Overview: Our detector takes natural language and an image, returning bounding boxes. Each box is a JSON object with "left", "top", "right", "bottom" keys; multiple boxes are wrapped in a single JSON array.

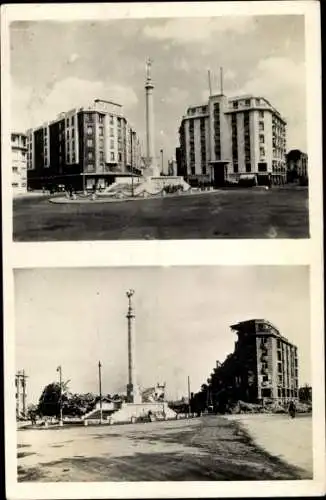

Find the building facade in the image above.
[
  {"left": 178, "top": 94, "right": 287, "bottom": 187},
  {"left": 27, "top": 99, "right": 143, "bottom": 191},
  {"left": 201, "top": 319, "right": 298, "bottom": 408},
  {"left": 286, "top": 149, "right": 308, "bottom": 182},
  {"left": 11, "top": 132, "right": 27, "bottom": 194}
]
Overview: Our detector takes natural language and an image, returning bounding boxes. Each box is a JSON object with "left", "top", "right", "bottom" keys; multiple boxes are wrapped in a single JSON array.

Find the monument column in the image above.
[
  {"left": 145, "top": 58, "right": 155, "bottom": 167},
  {"left": 126, "top": 289, "right": 140, "bottom": 403}
]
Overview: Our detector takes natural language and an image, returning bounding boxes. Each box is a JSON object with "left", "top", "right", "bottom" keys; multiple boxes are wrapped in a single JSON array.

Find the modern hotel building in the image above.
[
  {"left": 178, "top": 94, "right": 287, "bottom": 186},
  {"left": 27, "top": 99, "right": 143, "bottom": 191}
]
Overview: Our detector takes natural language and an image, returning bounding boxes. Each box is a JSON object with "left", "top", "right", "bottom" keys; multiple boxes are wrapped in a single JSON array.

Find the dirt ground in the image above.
[{"left": 17, "top": 415, "right": 312, "bottom": 482}]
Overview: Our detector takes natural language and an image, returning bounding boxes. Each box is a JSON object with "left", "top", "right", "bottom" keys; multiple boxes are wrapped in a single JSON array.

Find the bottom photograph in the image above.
[{"left": 14, "top": 266, "right": 312, "bottom": 482}]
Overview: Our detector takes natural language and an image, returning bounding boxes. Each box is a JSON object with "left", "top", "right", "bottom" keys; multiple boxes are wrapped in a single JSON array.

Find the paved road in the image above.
[
  {"left": 17, "top": 415, "right": 311, "bottom": 482},
  {"left": 13, "top": 188, "right": 309, "bottom": 241}
]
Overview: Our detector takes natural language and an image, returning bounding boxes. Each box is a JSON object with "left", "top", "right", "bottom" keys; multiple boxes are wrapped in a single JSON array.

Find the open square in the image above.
[{"left": 13, "top": 187, "right": 309, "bottom": 241}]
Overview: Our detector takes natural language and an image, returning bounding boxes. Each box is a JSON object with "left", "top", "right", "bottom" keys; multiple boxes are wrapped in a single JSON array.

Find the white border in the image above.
[{"left": 2, "top": 1, "right": 324, "bottom": 499}]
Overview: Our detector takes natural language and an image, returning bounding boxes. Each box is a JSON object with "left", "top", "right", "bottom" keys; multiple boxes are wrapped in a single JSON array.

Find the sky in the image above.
[
  {"left": 10, "top": 15, "right": 306, "bottom": 164},
  {"left": 15, "top": 266, "right": 310, "bottom": 405}
]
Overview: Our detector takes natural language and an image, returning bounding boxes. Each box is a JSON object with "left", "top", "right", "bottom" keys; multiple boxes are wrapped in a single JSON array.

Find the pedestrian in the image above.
[{"left": 288, "top": 400, "right": 296, "bottom": 418}]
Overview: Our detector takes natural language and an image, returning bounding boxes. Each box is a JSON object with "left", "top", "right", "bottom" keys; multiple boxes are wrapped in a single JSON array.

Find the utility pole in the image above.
[
  {"left": 98, "top": 360, "right": 103, "bottom": 423},
  {"left": 187, "top": 376, "right": 191, "bottom": 417},
  {"left": 160, "top": 149, "right": 164, "bottom": 175},
  {"left": 22, "top": 369, "right": 26, "bottom": 417}
]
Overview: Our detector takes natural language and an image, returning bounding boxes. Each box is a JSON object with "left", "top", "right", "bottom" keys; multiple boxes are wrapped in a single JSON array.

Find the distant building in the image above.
[
  {"left": 200, "top": 319, "right": 298, "bottom": 408},
  {"left": 11, "top": 132, "right": 27, "bottom": 194},
  {"left": 16, "top": 370, "right": 27, "bottom": 419},
  {"left": 178, "top": 94, "right": 287, "bottom": 187},
  {"left": 286, "top": 149, "right": 308, "bottom": 182},
  {"left": 27, "top": 99, "right": 143, "bottom": 191}
]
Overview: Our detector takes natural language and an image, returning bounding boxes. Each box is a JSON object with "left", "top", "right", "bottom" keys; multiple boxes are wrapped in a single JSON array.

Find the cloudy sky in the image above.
[
  {"left": 15, "top": 266, "right": 310, "bottom": 405},
  {"left": 10, "top": 15, "right": 306, "bottom": 162}
]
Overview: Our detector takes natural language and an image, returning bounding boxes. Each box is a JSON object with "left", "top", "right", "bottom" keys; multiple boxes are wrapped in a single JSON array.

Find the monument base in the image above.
[{"left": 111, "top": 402, "right": 177, "bottom": 423}]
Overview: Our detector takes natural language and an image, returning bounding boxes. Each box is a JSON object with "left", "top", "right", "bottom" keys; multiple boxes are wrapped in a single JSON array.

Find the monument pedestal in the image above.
[{"left": 110, "top": 402, "right": 176, "bottom": 424}]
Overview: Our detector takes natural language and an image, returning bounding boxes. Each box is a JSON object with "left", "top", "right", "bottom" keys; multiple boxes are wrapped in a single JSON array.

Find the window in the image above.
[
  {"left": 233, "top": 101, "right": 238, "bottom": 109},
  {"left": 67, "top": 130, "right": 70, "bottom": 140},
  {"left": 98, "top": 114, "right": 104, "bottom": 124},
  {"left": 110, "top": 152, "right": 115, "bottom": 161},
  {"left": 233, "top": 163, "right": 238, "bottom": 173},
  {"left": 12, "top": 166, "right": 18, "bottom": 173},
  {"left": 259, "top": 111, "right": 264, "bottom": 118},
  {"left": 88, "top": 152, "right": 93, "bottom": 160},
  {"left": 99, "top": 151, "right": 104, "bottom": 162},
  {"left": 245, "top": 99, "right": 250, "bottom": 106},
  {"left": 258, "top": 162, "right": 267, "bottom": 172},
  {"left": 87, "top": 126, "right": 93, "bottom": 135},
  {"left": 110, "top": 115, "right": 114, "bottom": 125},
  {"left": 110, "top": 139, "right": 114, "bottom": 149},
  {"left": 245, "top": 163, "right": 251, "bottom": 173},
  {"left": 202, "top": 165, "right": 207, "bottom": 175},
  {"left": 72, "top": 128, "right": 75, "bottom": 139},
  {"left": 191, "top": 166, "right": 195, "bottom": 175},
  {"left": 118, "top": 152, "right": 122, "bottom": 162},
  {"left": 71, "top": 116, "right": 75, "bottom": 126},
  {"left": 12, "top": 182, "right": 19, "bottom": 187},
  {"left": 44, "top": 128, "right": 47, "bottom": 136},
  {"left": 110, "top": 128, "right": 114, "bottom": 137},
  {"left": 99, "top": 127, "right": 104, "bottom": 137},
  {"left": 87, "top": 139, "right": 93, "bottom": 147},
  {"left": 87, "top": 163, "right": 94, "bottom": 172},
  {"left": 259, "top": 134, "right": 264, "bottom": 144}
]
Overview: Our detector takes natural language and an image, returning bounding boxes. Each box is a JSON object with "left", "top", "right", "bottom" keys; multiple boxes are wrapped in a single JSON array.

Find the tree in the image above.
[{"left": 38, "top": 380, "right": 70, "bottom": 417}]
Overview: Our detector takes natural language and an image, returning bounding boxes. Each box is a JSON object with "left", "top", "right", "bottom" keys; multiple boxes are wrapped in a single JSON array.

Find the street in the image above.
[
  {"left": 17, "top": 414, "right": 312, "bottom": 482},
  {"left": 13, "top": 187, "right": 309, "bottom": 241}
]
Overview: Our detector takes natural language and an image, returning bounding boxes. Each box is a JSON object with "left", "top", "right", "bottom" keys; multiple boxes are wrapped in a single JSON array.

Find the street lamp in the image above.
[
  {"left": 160, "top": 149, "right": 164, "bottom": 175},
  {"left": 56, "top": 365, "right": 63, "bottom": 426},
  {"left": 98, "top": 360, "right": 103, "bottom": 424}
]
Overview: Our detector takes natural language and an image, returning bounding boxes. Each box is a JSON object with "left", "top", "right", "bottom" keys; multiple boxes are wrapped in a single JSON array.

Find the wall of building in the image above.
[
  {"left": 178, "top": 94, "right": 287, "bottom": 186},
  {"left": 26, "top": 100, "right": 143, "bottom": 190},
  {"left": 11, "top": 133, "right": 27, "bottom": 194}
]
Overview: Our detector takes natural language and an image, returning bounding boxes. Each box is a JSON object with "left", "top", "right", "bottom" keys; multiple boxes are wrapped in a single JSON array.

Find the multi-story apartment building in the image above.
[
  {"left": 11, "top": 132, "right": 27, "bottom": 194},
  {"left": 286, "top": 149, "right": 308, "bottom": 182},
  {"left": 178, "top": 94, "right": 287, "bottom": 187},
  {"left": 200, "top": 319, "right": 298, "bottom": 408},
  {"left": 27, "top": 99, "right": 143, "bottom": 191}
]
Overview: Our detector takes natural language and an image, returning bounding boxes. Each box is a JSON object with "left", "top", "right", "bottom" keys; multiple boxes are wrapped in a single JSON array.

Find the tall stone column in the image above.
[
  {"left": 145, "top": 58, "right": 155, "bottom": 166},
  {"left": 126, "top": 289, "right": 140, "bottom": 403}
]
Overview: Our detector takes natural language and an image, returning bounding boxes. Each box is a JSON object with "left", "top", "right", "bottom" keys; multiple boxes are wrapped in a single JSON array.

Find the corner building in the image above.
[
  {"left": 178, "top": 94, "right": 287, "bottom": 187},
  {"left": 11, "top": 132, "right": 27, "bottom": 194},
  {"left": 27, "top": 99, "right": 143, "bottom": 191},
  {"left": 206, "top": 319, "right": 298, "bottom": 406}
]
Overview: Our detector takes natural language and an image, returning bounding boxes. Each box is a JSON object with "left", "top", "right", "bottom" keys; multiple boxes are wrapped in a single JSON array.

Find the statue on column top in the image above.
[{"left": 146, "top": 58, "right": 153, "bottom": 80}]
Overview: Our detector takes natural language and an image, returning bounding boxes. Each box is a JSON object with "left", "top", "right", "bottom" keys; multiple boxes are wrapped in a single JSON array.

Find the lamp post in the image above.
[
  {"left": 98, "top": 360, "right": 103, "bottom": 424},
  {"left": 56, "top": 365, "right": 63, "bottom": 425},
  {"left": 160, "top": 149, "right": 164, "bottom": 175}
]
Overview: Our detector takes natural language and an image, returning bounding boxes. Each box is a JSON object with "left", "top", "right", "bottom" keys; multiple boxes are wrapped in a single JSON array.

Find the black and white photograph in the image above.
[
  {"left": 8, "top": 9, "right": 312, "bottom": 241},
  {"left": 1, "top": 3, "right": 324, "bottom": 500},
  {"left": 15, "top": 266, "right": 312, "bottom": 482}
]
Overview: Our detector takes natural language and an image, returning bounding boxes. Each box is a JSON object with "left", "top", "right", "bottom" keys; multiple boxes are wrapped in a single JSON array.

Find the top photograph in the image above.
[{"left": 10, "top": 14, "right": 310, "bottom": 241}]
